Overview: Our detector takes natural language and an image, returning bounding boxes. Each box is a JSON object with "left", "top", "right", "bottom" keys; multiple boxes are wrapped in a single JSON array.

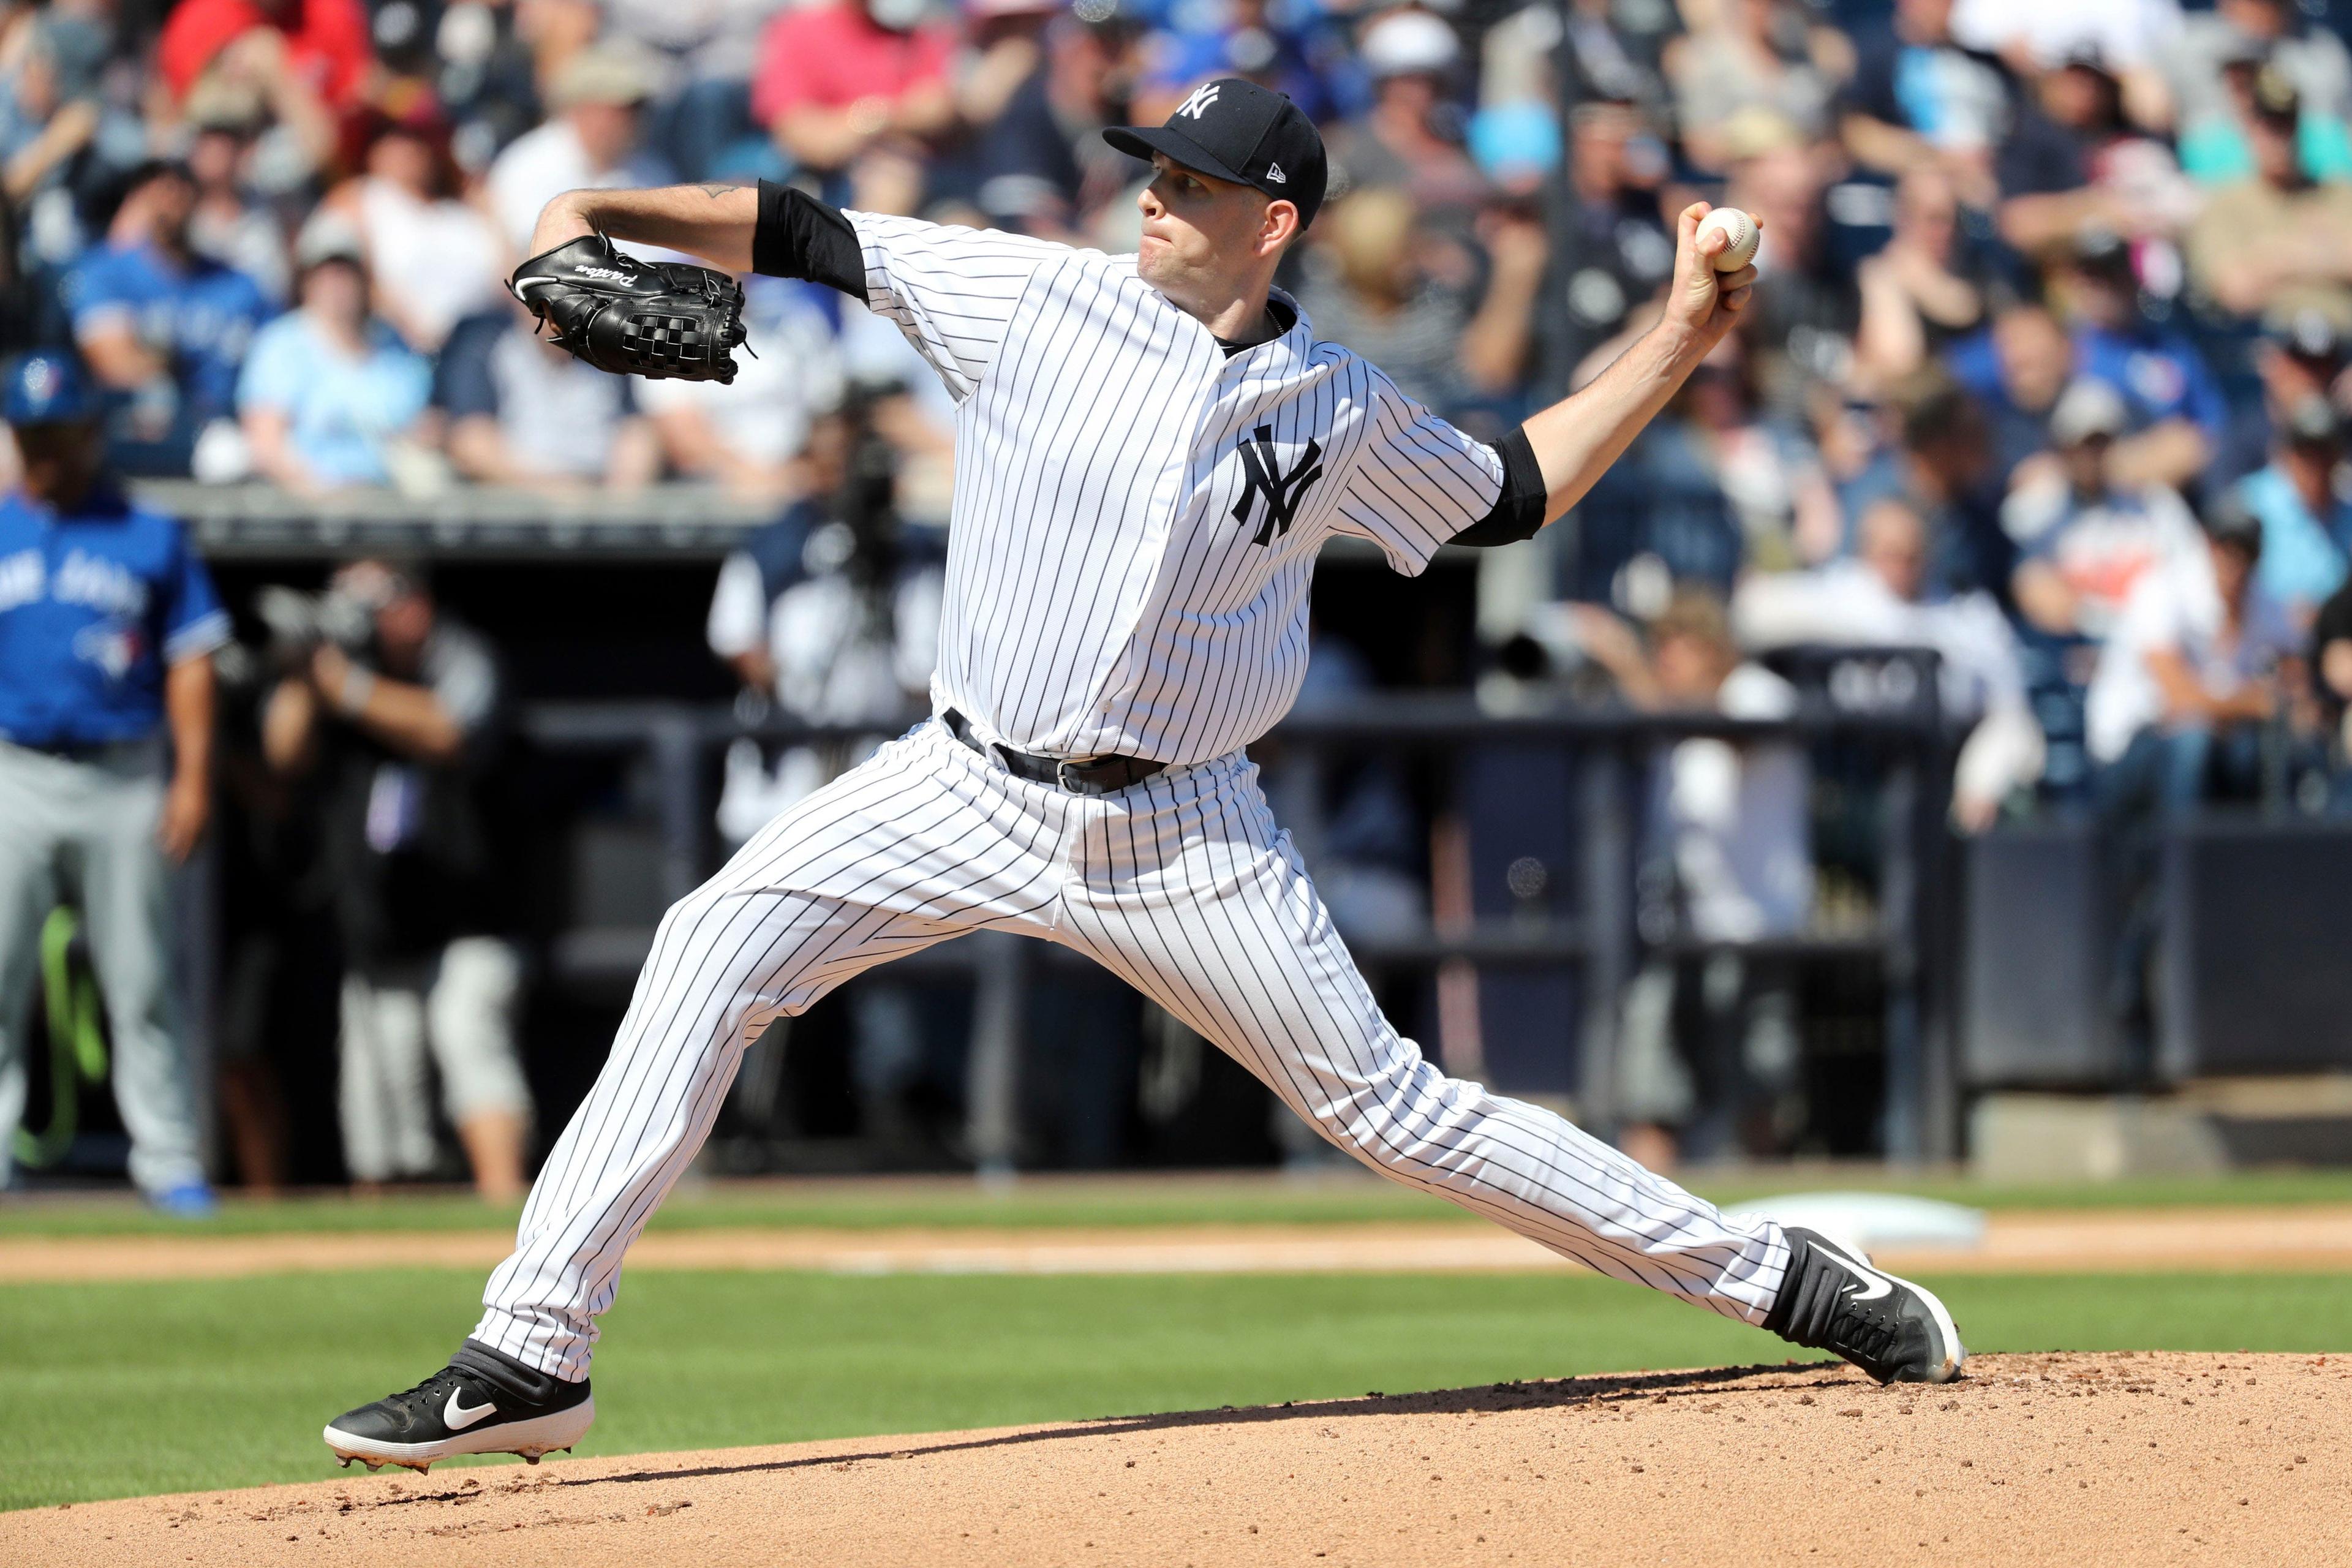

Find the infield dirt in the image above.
[{"left": 7, "top": 1351, "right": 2345, "bottom": 1566}]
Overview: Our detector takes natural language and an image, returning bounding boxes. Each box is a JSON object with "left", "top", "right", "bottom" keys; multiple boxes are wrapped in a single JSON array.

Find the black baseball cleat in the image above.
[
  {"left": 1762, "top": 1226, "right": 1966, "bottom": 1385},
  {"left": 323, "top": 1340, "right": 594, "bottom": 1473}
]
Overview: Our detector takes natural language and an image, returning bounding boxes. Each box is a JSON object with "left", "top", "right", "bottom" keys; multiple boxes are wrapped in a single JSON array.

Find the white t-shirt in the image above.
[
  {"left": 2084, "top": 548, "right": 2302, "bottom": 764},
  {"left": 486, "top": 121, "right": 674, "bottom": 258},
  {"left": 1653, "top": 663, "right": 1814, "bottom": 943},
  {"left": 356, "top": 178, "right": 506, "bottom": 352}
]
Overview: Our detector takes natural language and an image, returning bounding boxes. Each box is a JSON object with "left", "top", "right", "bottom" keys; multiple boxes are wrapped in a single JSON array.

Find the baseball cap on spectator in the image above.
[
  {"left": 552, "top": 43, "right": 657, "bottom": 111},
  {"left": 2, "top": 352, "right": 102, "bottom": 428},
  {"left": 1104, "top": 76, "right": 1329, "bottom": 227},
  {"left": 2204, "top": 493, "right": 2264, "bottom": 557},
  {"left": 295, "top": 210, "right": 368, "bottom": 273},
  {"left": 1360, "top": 10, "right": 1458, "bottom": 80},
  {"left": 184, "top": 73, "right": 270, "bottom": 133},
  {"left": 2264, "top": 306, "right": 2350, "bottom": 365},
  {"left": 2252, "top": 62, "right": 2301, "bottom": 124},
  {"left": 2049, "top": 379, "right": 2128, "bottom": 447},
  {"left": 2282, "top": 394, "right": 2342, "bottom": 448}
]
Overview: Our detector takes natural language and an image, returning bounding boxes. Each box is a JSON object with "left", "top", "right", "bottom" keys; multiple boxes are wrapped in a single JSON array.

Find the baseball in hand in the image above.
[{"left": 1696, "top": 207, "right": 1759, "bottom": 272}]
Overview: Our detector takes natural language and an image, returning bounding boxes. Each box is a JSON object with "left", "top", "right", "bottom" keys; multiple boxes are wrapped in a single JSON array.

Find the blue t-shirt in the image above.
[
  {"left": 236, "top": 312, "right": 432, "bottom": 486},
  {"left": 62, "top": 242, "right": 272, "bottom": 425},
  {"left": 2071, "top": 324, "right": 2226, "bottom": 441},
  {"left": 0, "top": 489, "right": 230, "bottom": 747},
  {"left": 2238, "top": 463, "right": 2352, "bottom": 613}
]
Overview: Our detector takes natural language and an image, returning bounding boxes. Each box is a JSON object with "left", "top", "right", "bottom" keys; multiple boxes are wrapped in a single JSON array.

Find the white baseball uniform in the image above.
[{"left": 473, "top": 214, "right": 1790, "bottom": 1378}]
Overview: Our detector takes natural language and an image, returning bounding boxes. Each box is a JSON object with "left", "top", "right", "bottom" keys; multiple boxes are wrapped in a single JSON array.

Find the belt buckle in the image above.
[{"left": 1055, "top": 758, "right": 1093, "bottom": 791}]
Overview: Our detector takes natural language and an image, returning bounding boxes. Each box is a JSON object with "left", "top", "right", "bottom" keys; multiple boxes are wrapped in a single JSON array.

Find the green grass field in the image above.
[
  {"left": 5, "top": 1265, "right": 2350, "bottom": 1513},
  {"left": 2, "top": 1166, "right": 2348, "bottom": 1240}
]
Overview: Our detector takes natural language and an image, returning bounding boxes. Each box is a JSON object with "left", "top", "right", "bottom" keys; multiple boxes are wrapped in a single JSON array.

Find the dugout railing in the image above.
[{"left": 521, "top": 658, "right": 1959, "bottom": 1168}]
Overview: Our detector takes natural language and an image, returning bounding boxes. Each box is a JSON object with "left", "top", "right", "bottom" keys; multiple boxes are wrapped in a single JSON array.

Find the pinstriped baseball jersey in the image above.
[{"left": 847, "top": 211, "right": 1504, "bottom": 765}]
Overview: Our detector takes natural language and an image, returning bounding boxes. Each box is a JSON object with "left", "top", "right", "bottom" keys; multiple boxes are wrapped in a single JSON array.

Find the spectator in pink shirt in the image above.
[{"left": 752, "top": 0, "right": 957, "bottom": 176}]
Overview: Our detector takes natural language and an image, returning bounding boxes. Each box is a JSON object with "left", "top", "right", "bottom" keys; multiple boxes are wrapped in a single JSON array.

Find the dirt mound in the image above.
[{"left": 8, "top": 1352, "right": 2345, "bottom": 1566}]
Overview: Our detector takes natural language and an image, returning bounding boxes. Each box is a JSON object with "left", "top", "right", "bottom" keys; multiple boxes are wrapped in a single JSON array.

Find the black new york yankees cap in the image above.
[{"left": 1104, "top": 77, "right": 1329, "bottom": 228}]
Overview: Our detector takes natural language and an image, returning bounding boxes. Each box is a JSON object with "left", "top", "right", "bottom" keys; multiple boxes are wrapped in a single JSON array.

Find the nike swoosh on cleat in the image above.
[
  {"left": 1812, "top": 1239, "right": 1893, "bottom": 1302},
  {"left": 445, "top": 1390, "right": 499, "bottom": 1430}
]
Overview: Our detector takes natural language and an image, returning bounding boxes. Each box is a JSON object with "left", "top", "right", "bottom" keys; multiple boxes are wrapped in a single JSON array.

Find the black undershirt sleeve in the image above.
[
  {"left": 1449, "top": 425, "right": 1549, "bottom": 547},
  {"left": 752, "top": 180, "right": 865, "bottom": 298}
]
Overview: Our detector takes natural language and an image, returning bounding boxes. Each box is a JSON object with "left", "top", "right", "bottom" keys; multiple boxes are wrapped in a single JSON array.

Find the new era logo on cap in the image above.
[{"left": 1104, "top": 77, "right": 1329, "bottom": 227}]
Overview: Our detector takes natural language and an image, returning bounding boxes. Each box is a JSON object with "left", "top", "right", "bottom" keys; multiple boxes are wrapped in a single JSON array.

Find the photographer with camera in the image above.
[{"left": 260, "top": 559, "right": 531, "bottom": 1200}]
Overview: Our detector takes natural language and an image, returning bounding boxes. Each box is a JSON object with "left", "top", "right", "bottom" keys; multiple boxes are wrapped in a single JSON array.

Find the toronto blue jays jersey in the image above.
[{"left": 0, "top": 488, "right": 230, "bottom": 747}]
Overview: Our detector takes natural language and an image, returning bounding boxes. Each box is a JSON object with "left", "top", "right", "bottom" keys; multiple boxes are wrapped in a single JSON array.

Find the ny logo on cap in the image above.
[
  {"left": 1232, "top": 426, "right": 1324, "bottom": 548},
  {"left": 1177, "top": 83, "right": 1222, "bottom": 119}
]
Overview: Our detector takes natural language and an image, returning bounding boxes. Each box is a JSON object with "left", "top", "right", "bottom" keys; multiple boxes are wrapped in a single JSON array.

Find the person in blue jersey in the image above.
[
  {"left": 0, "top": 351, "right": 228, "bottom": 1213},
  {"left": 63, "top": 160, "right": 272, "bottom": 477}
]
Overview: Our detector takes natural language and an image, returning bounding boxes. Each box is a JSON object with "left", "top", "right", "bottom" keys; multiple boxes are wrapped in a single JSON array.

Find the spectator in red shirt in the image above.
[
  {"left": 750, "top": 0, "right": 957, "bottom": 176},
  {"left": 158, "top": 0, "right": 373, "bottom": 111}
]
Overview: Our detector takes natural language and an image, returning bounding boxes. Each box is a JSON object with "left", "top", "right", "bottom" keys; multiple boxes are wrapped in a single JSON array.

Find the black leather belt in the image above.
[
  {"left": 943, "top": 709, "right": 1167, "bottom": 797},
  {"left": 7, "top": 735, "right": 126, "bottom": 763}
]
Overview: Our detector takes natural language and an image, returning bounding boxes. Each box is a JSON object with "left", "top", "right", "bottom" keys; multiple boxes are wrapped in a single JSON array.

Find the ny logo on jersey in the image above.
[
  {"left": 1231, "top": 425, "right": 1325, "bottom": 547},
  {"left": 1177, "top": 83, "right": 1221, "bottom": 120}
]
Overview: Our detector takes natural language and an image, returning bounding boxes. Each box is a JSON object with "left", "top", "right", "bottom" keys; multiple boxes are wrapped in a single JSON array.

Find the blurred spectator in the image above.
[
  {"left": 1679, "top": 331, "right": 1841, "bottom": 572},
  {"left": 1838, "top": 371, "right": 2012, "bottom": 601},
  {"left": 1951, "top": 0, "right": 2179, "bottom": 108},
  {"left": 1667, "top": 0, "right": 1849, "bottom": 175},
  {"left": 1736, "top": 496, "right": 2045, "bottom": 829},
  {"left": 1944, "top": 300, "right": 2073, "bottom": 483},
  {"left": 488, "top": 43, "right": 673, "bottom": 257},
  {"left": 2005, "top": 378, "right": 2200, "bottom": 640},
  {"left": 1, "top": 12, "right": 108, "bottom": 241},
  {"left": 434, "top": 300, "right": 661, "bottom": 491},
  {"left": 1295, "top": 186, "right": 1545, "bottom": 418},
  {"left": 2049, "top": 229, "right": 2222, "bottom": 491},
  {"left": 155, "top": 0, "right": 362, "bottom": 172},
  {"left": 1532, "top": 97, "right": 1673, "bottom": 394},
  {"left": 1996, "top": 51, "right": 2198, "bottom": 260},
  {"left": 2086, "top": 501, "right": 2301, "bottom": 803},
  {"left": 708, "top": 402, "right": 941, "bottom": 840},
  {"left": 2231, "top": 394, "right": 2352, "bottom": 625},
  {"left": 1336, "top": 8, "right": 1487, "bottom": 227},
  {"left": 326, "top": 105, "right": 507, "bottom": 353},
  {"left": 183, "top": 91, "right": 292, "bottom": 304},
  {"left": 1725, "top": 138, "right": 1857, "bottom": 420},
  {"left": 2215, "top": 306, "right": 2352, "bottom": 486},
  {"left": 0, "top": 350, "right": 225, "bottom": 1213},
  {"left": 973, "top": 11, "right": 1139, "bottom": 239},
  {"left": 1839, "top": 0, "right": 2013, "bottom": 207},
  {"left": 750, "top": 0, "right": 956, "bottom": 180},
  {"left": 261, "top": 559, "right": 530, "bottom": 1199},
  {"left": 235, "top": 214, "right": 432, "bottom": 494},
  {"left": 1137, "top": 0, "right": 1335, "bottom": 126},
  {"left": 1570, "top": 592, "right": 1810, "bottom": 1167},
  {"left": 2185, "top": 64, "right": 2352, "bottom": 326},
  {"left": 2164, "top": 0, "right": 2352, "bottom": 184},
  {"left": 1853, "top": 165, "right": 1992, "bottom": 390},
  {"left": 64, "top": 159, "right": 272, "bottom": 477},
  {"left": 603, "top": 0, "right": 780, "bottom": 181},
  {"left": 638, "top": 274, "right": 850, "bottom": 497},
  {"left": 2311, "top": 573, "right": 2352, "bottom": 786}
]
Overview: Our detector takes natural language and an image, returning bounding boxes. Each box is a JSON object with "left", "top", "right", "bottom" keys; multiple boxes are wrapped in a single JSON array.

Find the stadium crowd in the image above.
[
  {"left": 4, "top": 0, "right": 2351, "bottom": 810},
  {"left": 10, "top": 0, "right": 2352, "bottom": 1193}
]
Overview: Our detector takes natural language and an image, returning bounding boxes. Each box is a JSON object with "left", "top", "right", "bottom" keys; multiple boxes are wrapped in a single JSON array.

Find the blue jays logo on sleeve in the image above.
[{"left": 1231, "top": 425, "right": 1324, "bottom": 548}]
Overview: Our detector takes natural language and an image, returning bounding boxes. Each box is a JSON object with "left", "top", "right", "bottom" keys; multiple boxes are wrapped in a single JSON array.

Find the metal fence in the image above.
[{"left": 522, "top": 663, "right": 1959, "bottom": 1167}]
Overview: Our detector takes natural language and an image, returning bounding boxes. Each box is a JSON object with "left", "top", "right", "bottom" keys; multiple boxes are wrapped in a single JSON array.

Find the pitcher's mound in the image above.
[{"left": 9, "top": 1352, "right": 2345, "bottom": 1566}]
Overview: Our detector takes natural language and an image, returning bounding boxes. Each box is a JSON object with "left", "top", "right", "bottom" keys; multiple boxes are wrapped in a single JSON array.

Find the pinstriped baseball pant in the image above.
[{"left": 473, "top": 718, "right": 1790, "bottom": 1379}]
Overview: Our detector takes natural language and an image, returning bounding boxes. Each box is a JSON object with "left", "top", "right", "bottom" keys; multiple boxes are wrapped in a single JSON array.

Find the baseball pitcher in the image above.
[{"left": 325, "top": 78, "right": 1963, "bottom": 1472}]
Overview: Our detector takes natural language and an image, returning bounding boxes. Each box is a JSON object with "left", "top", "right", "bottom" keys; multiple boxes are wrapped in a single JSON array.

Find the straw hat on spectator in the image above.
[{"left": 551, "top": 43, "right": 658, "bottom": 111}]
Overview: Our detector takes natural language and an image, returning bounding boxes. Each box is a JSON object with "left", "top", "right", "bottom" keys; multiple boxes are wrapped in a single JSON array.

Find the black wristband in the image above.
[
  {"left": 752, "top": 180, "right": 865, "bottom": 297},
  {"left": 1450, "top": 426, "right": 1549, "bottom": 547}
]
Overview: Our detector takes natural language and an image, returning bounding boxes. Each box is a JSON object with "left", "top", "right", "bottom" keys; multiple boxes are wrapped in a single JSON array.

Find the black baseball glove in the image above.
[{"left": 508, "top": 234, "right": 748, "bottom": 383}]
